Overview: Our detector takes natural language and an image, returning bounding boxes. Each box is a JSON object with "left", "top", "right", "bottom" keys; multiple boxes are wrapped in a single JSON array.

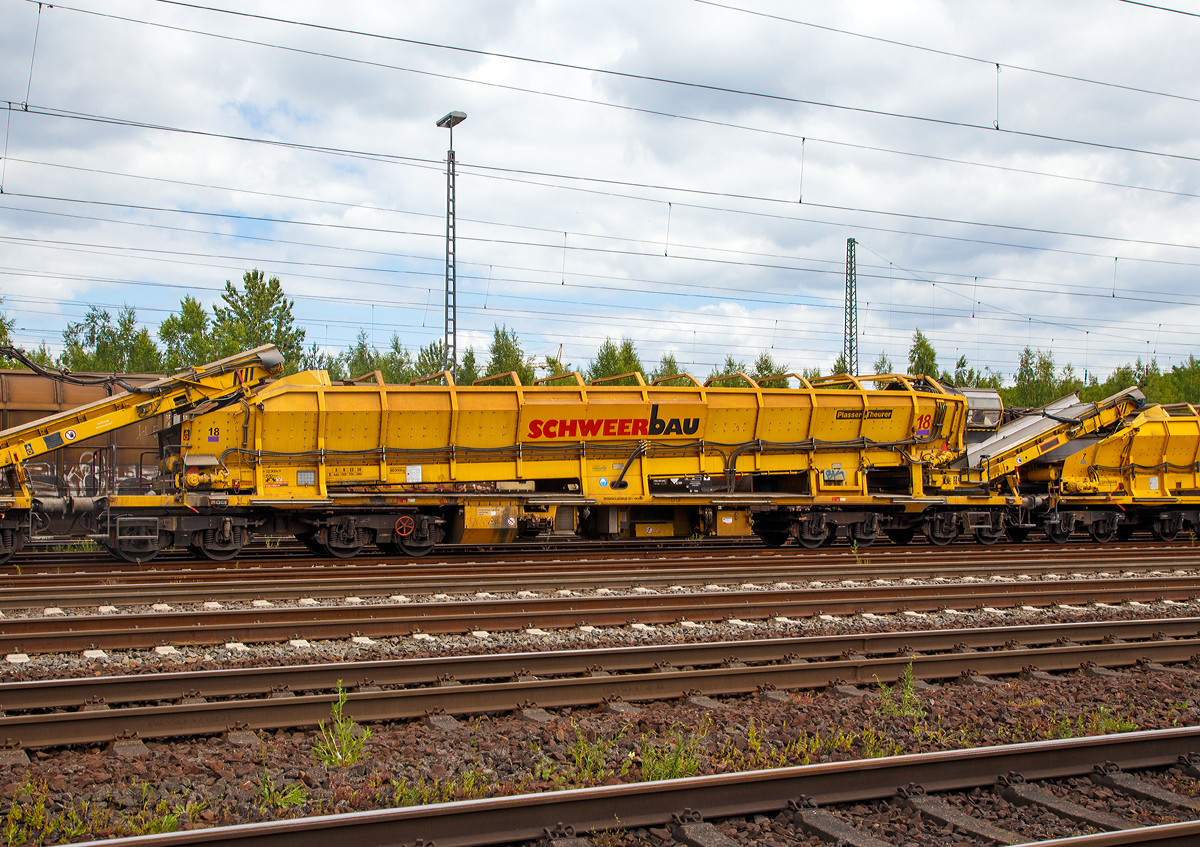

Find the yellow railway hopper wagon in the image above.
[
  {"left": 1055, "top": 402, "right": 1200, "bottom": 542},
  {"left": 0, "top": 345, "right": 286, "bottom": 564},
  {"left": 171, "top": 368, "right": 972, "bottom": 555},
  {"left": 926, "top": 387, "right": 1146, "bottom": 545},
  {"left": 5, "top": 341, "right": 1144, "bottom": 562}
]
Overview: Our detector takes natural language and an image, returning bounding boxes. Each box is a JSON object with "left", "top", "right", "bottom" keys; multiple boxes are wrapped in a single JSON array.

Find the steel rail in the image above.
[
  {"left": 1032, "top": 823, "right": 1200, "bottom": 846},
  {"left": 4, "top": 616, "right": 1199, "bottom": 712},
  {"left": 7, "top": 540, "right": 1198, "bottom": 584},
  {"left": 4, "top": 577, "right": 1200, "bottom": 653},
  {"left": 59, "top": 727, "right": 1200, "bottom": 847},
  {"left": 3, "top": 631, "right": 1199, "bottom": 749},
  {"left": 4, "top": 558, "right": 1200, "bottom": 609}
]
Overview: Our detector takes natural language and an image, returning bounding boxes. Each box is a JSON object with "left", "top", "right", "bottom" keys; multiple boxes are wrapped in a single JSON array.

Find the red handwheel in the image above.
[{"left": 395, "top": 515, "right": 416, "bottom": 537}]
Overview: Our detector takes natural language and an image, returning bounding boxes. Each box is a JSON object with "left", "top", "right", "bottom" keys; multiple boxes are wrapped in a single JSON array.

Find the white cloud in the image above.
[{"left": 2, "top": 0, "right": 1200, "bottom": 381}]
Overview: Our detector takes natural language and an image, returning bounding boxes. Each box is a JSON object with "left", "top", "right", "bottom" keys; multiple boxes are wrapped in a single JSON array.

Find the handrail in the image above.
[
  {"left": 589, "top": 372, "right": 647, "bottom": 386},
  {"left": 703, "top": 373, "right": 759, "bottom": 388},
  {"left": 533, "top": 371, "right": 586, "bottom": 386},
  {"left": 345, "top": 370, "right": 385, "bottom": 386},
  {"left": 649, "top": 373, "right": 703, "bottom": 388},
  {"left": 472, "top": 372, "right": 522, "bottom": 387},
  {"left": 410, "top": 371, "right": 456, "bottom": 387}
]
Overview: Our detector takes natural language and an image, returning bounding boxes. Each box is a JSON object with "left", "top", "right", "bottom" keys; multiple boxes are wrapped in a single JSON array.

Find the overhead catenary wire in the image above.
[
  {"left": 3, "top": 2, "right": 1195, "bottom": 382},
  {"left": 18, "top": 0, "right": 1200, "bottom": 183},
  {"left": 697, "top": 0, "right": 1200, "bottom": 105},
  {"left": 120, "top": 0, "right": 1200, "bottom": 167}
]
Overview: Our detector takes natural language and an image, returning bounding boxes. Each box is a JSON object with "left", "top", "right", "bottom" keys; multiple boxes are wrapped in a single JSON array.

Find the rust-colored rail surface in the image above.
[
  {"left": 3, "top": 616, "right": 1197, "bottom": 711},
  {"left": 3, "top": 617, "right": 1199, "bottom": 749},
  {"left": 55, "top": 727, "right": 1200, "bottom": 846},
  {"left": 3, "top": 575, "right": 1200, "bottom": 653}
]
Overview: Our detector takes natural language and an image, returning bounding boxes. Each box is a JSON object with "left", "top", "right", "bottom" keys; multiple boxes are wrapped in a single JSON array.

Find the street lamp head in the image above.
[{"left": 437, "top": 111, "right": 467, "bottom": 129}]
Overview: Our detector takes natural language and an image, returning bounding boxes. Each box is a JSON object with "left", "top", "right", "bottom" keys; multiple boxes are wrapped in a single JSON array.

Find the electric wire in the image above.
[
  {"left": 23, "top": 3, "right": 1200, "bottom": 205},
  {"left": 697, "top": 0, "right": 1200, "bottom": 105}
]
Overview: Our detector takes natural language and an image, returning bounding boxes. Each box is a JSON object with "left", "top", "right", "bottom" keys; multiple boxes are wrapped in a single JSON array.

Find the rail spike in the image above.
[
  {"left": 671, "top": 808, "right": 703, "bottom": 824},
  {"left": 1094, "top": 761, "right": 1121, "bottom": 776},
  {"left": 896, "top": 783, "right": 926, "bottom": 798},
  {"left": 787, "top": 796, "right": 819, "bottom": 810},
  {"left": 997, "top": 772, "right": 1026, "bottom": 786}
]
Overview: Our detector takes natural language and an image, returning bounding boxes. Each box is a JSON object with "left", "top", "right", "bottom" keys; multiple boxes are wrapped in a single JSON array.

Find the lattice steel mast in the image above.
[
  {"left": 844, "top": 237, "right": 858, "bottom": 375},
  {"left": 437, "top": 111, "right": 467, "bottom": 375}
]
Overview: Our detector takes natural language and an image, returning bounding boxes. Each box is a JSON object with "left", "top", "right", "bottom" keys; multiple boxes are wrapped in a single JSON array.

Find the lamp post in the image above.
[{"left": 437, "top": 111, "right": 467, "bottom": 375}]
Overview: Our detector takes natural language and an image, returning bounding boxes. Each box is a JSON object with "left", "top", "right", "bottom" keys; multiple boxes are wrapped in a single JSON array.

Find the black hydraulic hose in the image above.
[
  {"left": 0, "top": 346, "right": 161, "bottom": 394},
  {"left": 608, "top": 443, "right": 648, "bottom": 490}
]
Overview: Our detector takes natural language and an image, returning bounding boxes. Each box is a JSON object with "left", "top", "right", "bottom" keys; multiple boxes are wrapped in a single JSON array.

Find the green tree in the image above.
[
  {"left": 1163, "top": 356, "right": 1200, "bottom": 404},
  {"left": 211, "top": 269, "right": 305, "bottom": 372},
  {"left": 947, "top": 354, "right": 1004, "bottom": 389},
  {"left": 907, "top": 330, "right": 937, "bottom": 377},
  {"left": 650, "top": 351, "right": 694, "bottom": 386},
  {"left": 414, "top": 339, "right": 446, "bottom": 379},
  {"left": 61, "top": 305, "right": 162, "bottom": 373},
  {"left": 831, "top": 352, "right": 850, "bottom": 375},
  {"left": 542, "top": 348, "right": 572, "bottom": 377},
  {"left": 872, "top": 350, "right": 893, "bottom": 375},
  {"left": 457, "top": 347, "right": 480, "bottom": 385},
  {"left": 708, "top": 354, "right": 751, "bottom": 386},
  {"left": 752, "top": 351, "right": 788, "bottom": 387},
  {"left": 0, "top": 300, "right": 18, "bottom": 368},
  {"left": 343, "top": 330, "right": 382, "bottom": 379},
  {"left": 587, "top": 336, "right": 644, "bottom": 385},
  {"left": 1003, "top": 346, "right": 1080, "bottom": 408},
  {"left": 298, "top": 342, "right": 346, "bottom": 380},
  {"left": 484, "top": 325, "right": 535, "bottom": 385},
  {"left": 158, "top": 295, "right": 214, "bottom": 371},
  {"left": 651, "top": 351, "right": 679, "bottom": 381},
  {"left": 24, "top": 343, "right": 56, "bottom": 368},
  {"left": 380, "top": 335, "right": 417, "bottom": 384}
]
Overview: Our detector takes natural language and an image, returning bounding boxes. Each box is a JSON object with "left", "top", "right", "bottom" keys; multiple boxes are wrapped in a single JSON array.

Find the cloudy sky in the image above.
[{"left": 3, "top": 0, "right": 1200, "bottom": 383}]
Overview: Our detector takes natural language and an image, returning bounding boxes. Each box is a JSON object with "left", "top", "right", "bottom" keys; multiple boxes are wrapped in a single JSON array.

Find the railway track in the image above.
[
  {"left": 3, "top": 616, "right": 1199, "bottom": 750},
  {"left": 43, "top": 727, "right": 1200, "bottom": 846},
  {"left": 3, "top": 546, "right": 1200, "bottom": 613},
  {"left": 9, "top": 538, "right": 1199, "bottom": 578},
  {"left": 3, "top": 574, "right": 1200, "bottom": 654}
]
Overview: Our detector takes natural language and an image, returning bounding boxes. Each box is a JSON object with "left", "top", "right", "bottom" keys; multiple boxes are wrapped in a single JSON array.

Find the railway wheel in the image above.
[
  {"left": 399, "top": 537, "right": 436, "bottom": 557},
  {"left": 297, "top": 532, "right": 329, "bottom": 556},
  {"left": 849, "top": 524, "right": 879, "bottom": 548},
  {"left": 322, "top": 519, "right": 368, "bottom": 559},
  {"left": 884, "top": 528, "right": 914, "bottom": 546},
  {"left": 1042, "top": 523, "right": 1073, "bottom": 545},
  {"left": 191, "top": 524, "right": 247, "bottom": 561},
  {"left": 1005, "top": 526, "right": 1030, "bottom": 543},
  {"left": 924, "top": 516, "right": 959, "bottom": 547},
  {"left": 104, "top": 537, "right": 161, "bottom": 564},
  {"left": 0, "top": 528, "right": 27, "bottom": 566},
  {"left": 758, "top": 531, "right": 790, "bottom": 548},
  {"left": 973, "top": 527, "right": 1003, "bottom": 545},
  {"left": 796, "top": 528, "right": 829, "bottom": 549},
  {"left": 324, "top": 539, "right": 364, "bottom": 559},
  {"left": 924, "top": 525, "right": 958, "bottom": 546},
  {"left": 1088, "top": 524, "right": 1114, "bottom": 543},
  {"left": 1151, "top": 523, "right": 1179, "bottom": 543},
  {"left": 103, "top": 526, "right": 170, "bottom": 564}
]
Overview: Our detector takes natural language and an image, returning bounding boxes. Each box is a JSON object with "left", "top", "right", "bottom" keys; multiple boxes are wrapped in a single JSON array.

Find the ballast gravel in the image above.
[{"left": 2, "top": 643, "right": 1200, "bottom": 844}]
